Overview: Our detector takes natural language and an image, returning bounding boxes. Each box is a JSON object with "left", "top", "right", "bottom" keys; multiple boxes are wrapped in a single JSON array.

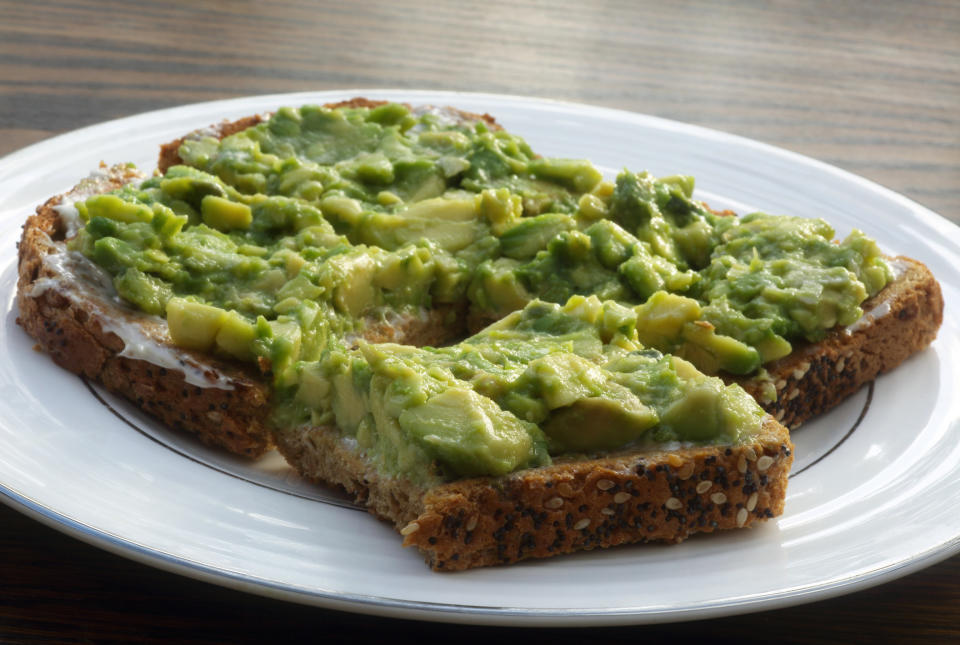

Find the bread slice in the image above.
[
  {"left": 15, "top": 162, "right": 466, "bottom": 457},
  {"left": 16, "top": 99, "right": 496, "bottom": 459},
  {"left": 275, "top": 416, "right": 792, "bottom": 570},
  {"left": 156, "top": 97, "right": 502, "bottom": 175},
  {"left": 730, "top": 257, "right": 943, "bottom": 429},
  {"left": 16, "top": 164, "right": 276, "bottom": 457}
]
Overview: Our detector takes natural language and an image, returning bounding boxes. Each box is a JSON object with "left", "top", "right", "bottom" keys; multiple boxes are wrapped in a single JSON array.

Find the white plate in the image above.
[{"left": 1, "top": 90, "right": 959, "bottom": 627}]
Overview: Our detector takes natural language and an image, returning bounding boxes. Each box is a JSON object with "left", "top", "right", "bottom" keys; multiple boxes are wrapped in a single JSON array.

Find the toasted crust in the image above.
[
  {"left": 275, "top": 417, "right": 792, "bottom": 571},
  {"left": 731, "top": 257, "right": 943, "bottom": 429}
]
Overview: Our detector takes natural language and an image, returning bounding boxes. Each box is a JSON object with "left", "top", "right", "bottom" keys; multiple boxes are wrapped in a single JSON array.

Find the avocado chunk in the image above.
[
  {"left": 167, "top": 297, "right": 225, "bottom": 351},
  {"left": 528, "top": 158, "right": 603, "bottom": 193},
  {"left": 517, "top": 352, "right": 608, "bottom": 410},
  {"left": 201, "top": 195, "right": 252, "bottom": 231},
  {"left": 328, "top": 253, "right": 378, "bottom": 317},
  {"left": 659, "top": 380, "right": 763, "bottom": 443},
  {"left": 499, "top": 213, "right": 577, "bottom": 260},
  {"left": 113, "top": 268, "right": 173, "bottom": 317},
  {"left": 80, "top": 194, "right": 154, "bottom": 224},
  {"left": 398, "top": 387, "right": 548, "bottom": 477},
  {"left": 359, "top": 197, "right": 482, "bottom": 252},
  {"left": 542, "top": 386, "right": 658, "bottom": 453},
  {"left": 634, "top": 291, "right": 760, "bottom": 375},
  {"left": 214, "top": 310, "right": 257, "bottom": 360},
  {"left": 468, "top": 258, "right": 532, "bottom": 318},
  {"left": 659, "top": 381, "right": 728, "bottom": 442}
]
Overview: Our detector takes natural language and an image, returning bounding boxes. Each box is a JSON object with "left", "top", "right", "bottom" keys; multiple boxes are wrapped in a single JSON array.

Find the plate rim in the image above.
[{"left": 5, "top": 481, "right": 960, "bottom": 626}]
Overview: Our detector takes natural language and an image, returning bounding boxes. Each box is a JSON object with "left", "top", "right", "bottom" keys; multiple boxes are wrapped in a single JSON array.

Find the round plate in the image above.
[{"left": 1, "top": 90, "right": 958, "bottom": 626}]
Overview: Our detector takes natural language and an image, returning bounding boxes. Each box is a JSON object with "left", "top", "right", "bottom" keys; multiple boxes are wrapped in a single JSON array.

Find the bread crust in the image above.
[
  {"left": 731, "top": 257, "right": 943, "bottom": 429},
  {"left": 275, "top": 417, "right": 792, "bottom": 571}
]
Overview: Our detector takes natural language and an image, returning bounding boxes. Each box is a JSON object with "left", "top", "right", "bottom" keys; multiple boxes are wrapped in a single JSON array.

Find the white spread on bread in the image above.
[
  {"left": 30, "top": 234, "right": 235, "bottom": 390},
  {"left": 844, "top": 258, "right": 909, "bottom": 335}
]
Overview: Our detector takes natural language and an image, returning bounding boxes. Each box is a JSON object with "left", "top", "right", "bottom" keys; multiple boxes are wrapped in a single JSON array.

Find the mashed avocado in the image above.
[
  {"left": 297, "top": 297, "right": 764, "bottom": 483},
  {"left": 67, "top": 101, "right": 890, "bottom": 480}
]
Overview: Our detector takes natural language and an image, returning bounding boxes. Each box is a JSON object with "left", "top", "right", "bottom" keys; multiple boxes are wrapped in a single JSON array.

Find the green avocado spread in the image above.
[{"left": 67, "top": 102, "right": 890, "bottom": 481}]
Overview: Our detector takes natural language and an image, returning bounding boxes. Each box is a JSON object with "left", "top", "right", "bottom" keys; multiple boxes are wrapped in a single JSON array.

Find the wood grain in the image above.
[
  {"left": 1, "top": 0, "right": 959, "bottom": 641},
  {"left": 2, "top": 0, "right": 958, "bottom": 221}
]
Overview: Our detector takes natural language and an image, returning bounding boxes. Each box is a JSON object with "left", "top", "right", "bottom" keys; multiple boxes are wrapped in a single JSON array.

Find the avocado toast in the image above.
[{"left": 16, "top": 99, "right": 940, "bottom": 569}]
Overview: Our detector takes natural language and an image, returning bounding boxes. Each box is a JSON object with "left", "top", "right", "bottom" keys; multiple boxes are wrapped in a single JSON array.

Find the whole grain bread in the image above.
[
  {"left": 16, "top": 99, "right": 493, "bottom": 459},
  {"left": 15, "top": 163, "right": 464, "bottom": 457},
  {"left": 275, "top": 417, "right": 792, "bottom": 570},
  {"left": 16, "top": 164, "right": 276, "bottom": 457},
  {"left": 732, "top": 257, "right": 943, "bottom": 430}
]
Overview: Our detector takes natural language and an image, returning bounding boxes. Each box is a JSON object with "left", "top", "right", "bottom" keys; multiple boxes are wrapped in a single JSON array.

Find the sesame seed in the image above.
[
  {"left": 466, "top": 516, "right": 478, "bottom": 532},
  {"left": 544, "top": 496, "right": 564, "bottom": 510},
  {"left": 710, "top": 492, "right": 727, "bottom": 505},
  {"left": 596, "top": 479, "right": 615, "bottom": 491},
  {"left": 601, "top": 508, "right": 615, "bottom": 516},
  {"left": 677, "top": 462, "right": 695, "bottom": 480},
  {"left": 775, "top": 379, "right": 787, "bottom": 390},
  {"left": 400, "top": 522, "right": 420, "bottom": 536},
  {"left": 787, "top": 389, "right": 800, "bottom": 400},
  {"left": 573, "top": 518, "right": 591, "bottom": 530},
  {"left": 696, "top": 481, "right": 712, "bottom": 494},
  {"left": 557, "top": 482, "right": 574, "bottom": 497},
  {"left": 737, "top": 455, "right": 747, "bottom": 474},
  {"left": 613, "top": 492, "right": 631, "bottom": 504},
  {"left": 746, "top": 492, "right": 759, "bottom": 512},
  {"left": 743, "top": 446, "right": 757, "bottom": 462},
  {"left": 736, "top": 508, "right": 749, "bottom": 527},
  {"left": 836, "top": 357, "right": 846, "bottom": 373},
  {"left": 757, "top": 456, "right": 775, "bottom": 472},
  {"left": 775, "top": 409, "right": 785, "bottom": 421},
  {"left": 666, "top": 454, "right": 684, "bottom": 468},
  {"left": 665, "top": 497, "right": 682, "bottom": 510}
]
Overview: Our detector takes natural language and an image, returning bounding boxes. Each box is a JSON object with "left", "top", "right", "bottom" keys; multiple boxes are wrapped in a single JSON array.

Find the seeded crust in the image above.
[
  {"left": 274, "top": 417, "right": 792, "bottom": 571},
  {"left": 730, "top": 257, "right": 943, "bottom": 430}
]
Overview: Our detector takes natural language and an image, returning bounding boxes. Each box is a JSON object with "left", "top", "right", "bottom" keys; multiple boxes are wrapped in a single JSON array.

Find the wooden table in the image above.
[{"left": 2, "top": 1, "right": 958, "bottom": 641}]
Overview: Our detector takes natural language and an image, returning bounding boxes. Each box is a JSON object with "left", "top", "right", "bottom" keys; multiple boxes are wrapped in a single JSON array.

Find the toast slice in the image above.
[
  {"left": 732, "top": 257, "right": 942, "bottom": 429},
  {"left": 16, "top": 164, "right": 276, "bottom": 457},
  {"left": 17, "top": 99, "right": 494, "bottom": 459},
  {"left": 15, "top": 163, "right": 466, "bottom": 457},
  {"left": 276, "top": 415, "right": 791, "bottom": 571}
]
